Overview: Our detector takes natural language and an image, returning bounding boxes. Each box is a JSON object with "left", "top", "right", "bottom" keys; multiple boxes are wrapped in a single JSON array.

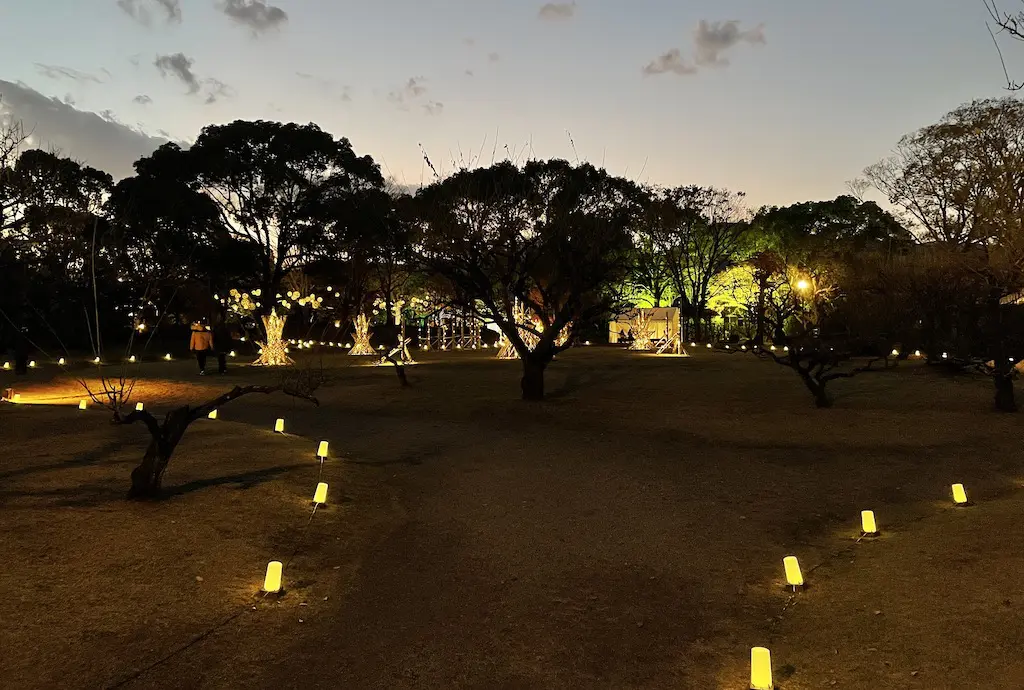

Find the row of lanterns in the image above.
[{"left": 749, "top": 483, "right": 972, "bottom": 688}]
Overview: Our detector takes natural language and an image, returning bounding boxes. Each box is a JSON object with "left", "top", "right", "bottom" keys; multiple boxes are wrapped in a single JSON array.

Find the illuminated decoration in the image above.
[
  {"left": 93, "top": 357, "right": 101, "bottom": 364},
  {"left": 783, "top": 346, "right": 789, "bottom": 352},
  {"left": 316, "top": 440, "right": 329, "bottom": 459},
  {"left": 861, "top": 510, "right": 878, "bottom": 536},
  {"left": 135, "top": 402, "right": 144, "bottom": 411},
  {"left": 795, "top": 279, "right": 810, "bottom": 291},
  {"left": 891, "top": 349, "right": 899, "bottom": 357},
  {"left": 164, "top": 353, "right": 172, "bottom": 361},
  {"left": 79, "top": 400, "right": 88, "bottom": 410},
  {"left": 690, "top": 342, "right": 697, "bottom": 347},
  {"left": 208, "top": 409, "right": 218, "bottom": 420},
  {"left": 706, "top": 343, "right": 712, "bottom": 349},
  {"left": 128, "top": 355, "right": 136, "bottom": 363},
  {"left": 274, "top": 418, "right": 285, "bottom": 433},
  {"left": 942, "top": 352, "right": 948, "bottom": 359},
  {"left": 334, "top": 320, "right": 341, "bottom": 328},
  {"left": 2, "top": 362, "right": 8, "bottom": 370},
  {"left": 783, "top": 556, "right": 804, "bottom": 590},
  {"left": 253, "top": 308, "right": 294, "bottom": 367},
  {"left": 28, "top": 360, "right": 36, "bottom": 368},
  {"left": 952, "top": 483, "right": 969, "bottom": 505},
  {"left": 628, "top": 310, "right": 654, "bottom": 351},
  {"left": 263, "top": 561, "right": 283, "bottom": 593},
  {"left": 750, "top": 647, "right": 773, "bottom": 690},
  {"left": 497, "top": 302, "right": 543, "bottom": 359},
  {"left": 58, "top": 358, "right": 65, "bottom": 365},
  {"left": 914, "top": 350, "right": 921, "bottom": 357},
  {"left": 349, "top": 314, "right": 375, "bottom": 355},
  {"left": 229, "top": 351, "right": 236, "bottom": 357},
  {"left": 313, "top": 482, "right": 328, "bottom": 504},
  {"left": 584, "top": 341, "right": 591, "bottom": 346}
]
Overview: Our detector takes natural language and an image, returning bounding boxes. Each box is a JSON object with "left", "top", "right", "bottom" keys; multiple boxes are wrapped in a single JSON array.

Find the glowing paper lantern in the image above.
[
  {"left": 914, "top": 350, "right": 921, "bottom": 357},
  {"left": 274, "top": 418, "right": 285, "bottom": 433},
  {"left": 135, "top": 402, "right": 144, "bottom": 411},
  {"left": 28, "top": 360, "right": 36, "bottom": 368},
  {"left": 229, "top": 351, "right": 236, "bottom": 357},
  {"left": 891, "top": 349, "right": 899, "bottom": 356},
  {"left": 313, "top": 482, "right": 328, "bottom": 504},
  {"left": 93, "top": 357, "right": 101, "bottom": 364},
  {"left": 164, "top": 353, "right": 172, "bottom": 360},
  {"left": 2, "top": 362, "right": 9, "bottom": 370},
  {"left": 58, "top": 357, "right": 65, "bottom": 365},
  {"left": 750, "top": 647, "right": 773, "bottom": 690},
  {"left": 952, "top": 483, "right": 968, "bottom": 505},
  {"left": 861, "top": 510, "right": 878, "bottom": 536},
  {"left": 208, "top": 409, "right": 218, "bottom": 420},
  {"left": 316, "top": 441, "right": 329, "bottom": 459},
  {"left": 783, "top": 556, "right": 803, "bottom": 590},
  {"left": 79, "top": 400, "right": 88, "bottom": 410},
  {"left": 263, "top": 561, "right": 283, "bottom": 593},
  {"left": 129, "top": 355, "right": 136, "bottom": 363}
]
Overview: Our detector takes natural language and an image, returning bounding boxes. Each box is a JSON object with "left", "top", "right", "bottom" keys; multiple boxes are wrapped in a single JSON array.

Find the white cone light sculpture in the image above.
[{"left": 263, "top": 561, "right": 283, "bottom": 593}]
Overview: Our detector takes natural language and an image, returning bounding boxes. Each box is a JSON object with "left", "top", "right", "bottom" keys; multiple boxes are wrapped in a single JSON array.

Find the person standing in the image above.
[
  {"left": 189, "top": 321, "right": 214, "bottom": 375},
  {"left": 212, "top": 319, "right": 233, "bottom": 374}
]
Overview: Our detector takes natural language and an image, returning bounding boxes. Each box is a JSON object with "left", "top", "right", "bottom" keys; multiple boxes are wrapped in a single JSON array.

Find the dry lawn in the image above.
[{"left": 2, "top": 348, "right": 1023, "bottom": 689}]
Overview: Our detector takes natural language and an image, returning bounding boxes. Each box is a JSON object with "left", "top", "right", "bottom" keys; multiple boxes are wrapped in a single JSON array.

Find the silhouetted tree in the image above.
[{"left": 414, "top": 159, "right": 636, "bottom": 400}]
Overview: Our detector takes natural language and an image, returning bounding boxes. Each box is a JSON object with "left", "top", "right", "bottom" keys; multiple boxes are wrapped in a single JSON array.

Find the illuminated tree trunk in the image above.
[{"left": 251, "top": 309, "right": 294, "bottom": 366}]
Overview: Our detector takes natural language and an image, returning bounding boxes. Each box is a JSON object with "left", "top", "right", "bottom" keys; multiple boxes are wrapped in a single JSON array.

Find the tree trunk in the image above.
[
  {"left": 128, "top": 439, "right": 167, "bottom": 498},
  {"left": 754, "top": 271, "right": 767, "bottom": 346},
  {"left": 994, "top": 372, "right": 1017, "bottom": 412},
  {"left": 521, "top": 356, "right": 547, "bottom": 401}
]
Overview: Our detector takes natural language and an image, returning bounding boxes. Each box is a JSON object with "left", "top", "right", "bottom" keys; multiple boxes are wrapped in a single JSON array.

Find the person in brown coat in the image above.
[{"left": 189, "top": 322, "right": 215, "bottom": 375}]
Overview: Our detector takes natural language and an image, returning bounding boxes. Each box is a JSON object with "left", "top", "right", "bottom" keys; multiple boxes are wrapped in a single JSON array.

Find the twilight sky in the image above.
[{"left": 0, "top": 0, "right": 1019, "bottom": 209}]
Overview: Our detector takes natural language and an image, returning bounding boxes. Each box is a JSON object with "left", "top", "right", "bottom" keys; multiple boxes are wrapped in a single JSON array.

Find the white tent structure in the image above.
[{"left": 609, "top": 307, "right": 685, "bottom": 354}]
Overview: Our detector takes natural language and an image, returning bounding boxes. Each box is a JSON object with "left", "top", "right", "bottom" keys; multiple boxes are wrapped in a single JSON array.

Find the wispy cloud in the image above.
[
  {"left": 153, "top": 53, "right": 233, "bottom": 103},
  {"left": 388, "top": 77, "right": 442, "bottom": 116},
  {"left": 133, "top": 94, "right": 153, "bottom": 105},
  {"left": 34, "top": 64, "right": 105, "bottom": 84},
  {"left": 643, "top": 19, "right": 765, "bottom": 77},
  {"left": 219, "top": 0, "right": 288, "bottom": 34},
  {"left": 0, "top": 79, "right": 173, "bottom": 179},
  {"left": 117, "top": 0, "right": 182, "bottom": 25},
  {"left": 538, "top": 2, "right": 576, "bottom": 20}
]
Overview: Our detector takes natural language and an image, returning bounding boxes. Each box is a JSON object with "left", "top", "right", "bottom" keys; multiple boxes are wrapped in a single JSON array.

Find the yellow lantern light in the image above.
[
  {"left": 783, "top": 346, "right": 789, "bottom": 352},
  {"left": 750, "top": 647, "right": 773, "bottom": 690},
  {"left": 706, "top": 343, "right": 712, "bottom": 349},
  {"left": 229, "top": 351, "right": 236, "bottom": 357},
  {"left": 135, "top": 402, "right": 144, "bottom": 411},
  {"left": 263, "top": 560, "right": 283, "bottom": 593},
  {"left": 58, "top": 357, "right": 65, "bottom": 365},
  {"left": 164, "top": 353, "right": 172, "bottom": 360},
  {"left": 861, "top": 510, "right": 878, "bottom": 536},
  {"left": 313, "top": 482, "right": 328, "bottom": 504},
  {"left": 2, "top": 361, "right": 9, "bottom": 370},
  {"left": 129, "top": 355, "right": 136, "bottom": 363},
  {"left": 316, "top": 440, "right": 329, "bottom": 459},
  {"left": 783, "top": 556, "right": 803, "bottom": 590},
  {"left": 79, "top": 400, "right": 88, "bottom": 410},
  {"left": 28, "top": 360, "right": 36, "bottom": 368},
  {"left": 93, "top": 356, "right": 101, "bottom": 364},
  {"left": 914, "top": 350, "right": 921, "bottom": 357},
  {"left": 208, "top": 409, "right": 218, "bottom": 420},
  {"left": 952, "top": 483, "right": 969, "bottom": 505},
  {"left": 891, "top": 348, "right": 899, "bottom": 356},
  {"left": 274, "top": 418, "right": 285, "bottom": 433}
]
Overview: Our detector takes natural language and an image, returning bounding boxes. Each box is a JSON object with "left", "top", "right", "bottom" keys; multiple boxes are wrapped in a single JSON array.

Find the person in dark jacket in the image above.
[{"left": 212, "top": 320, "right": 233, "bottom": 374}]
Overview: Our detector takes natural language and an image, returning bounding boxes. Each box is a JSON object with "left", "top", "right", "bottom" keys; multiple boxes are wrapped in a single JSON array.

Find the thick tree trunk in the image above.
[
  {"left": 128, "top": 440, "right": 168, "bottom": 498},
  {"left": 521, "top": 356, "right": 547, "bottom": 401},
  {"left": 994, "top": 372, "right": 1017, "bottom": 412}
]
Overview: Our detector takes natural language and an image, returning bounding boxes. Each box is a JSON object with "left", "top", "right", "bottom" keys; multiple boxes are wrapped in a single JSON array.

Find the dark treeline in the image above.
[{"left": 2, "top": 97, "right": 1023, "bottom": 402}]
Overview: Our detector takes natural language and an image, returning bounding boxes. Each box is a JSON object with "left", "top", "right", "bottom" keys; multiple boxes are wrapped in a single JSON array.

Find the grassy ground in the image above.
[{"left": 2, "top": 347, "right": 1023, "bottom": 688}]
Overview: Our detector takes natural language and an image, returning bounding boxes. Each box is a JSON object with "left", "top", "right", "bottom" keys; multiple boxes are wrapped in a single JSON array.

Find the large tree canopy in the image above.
[{"left": 414, "top": 159, "right": 637, "bottom": 399}]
